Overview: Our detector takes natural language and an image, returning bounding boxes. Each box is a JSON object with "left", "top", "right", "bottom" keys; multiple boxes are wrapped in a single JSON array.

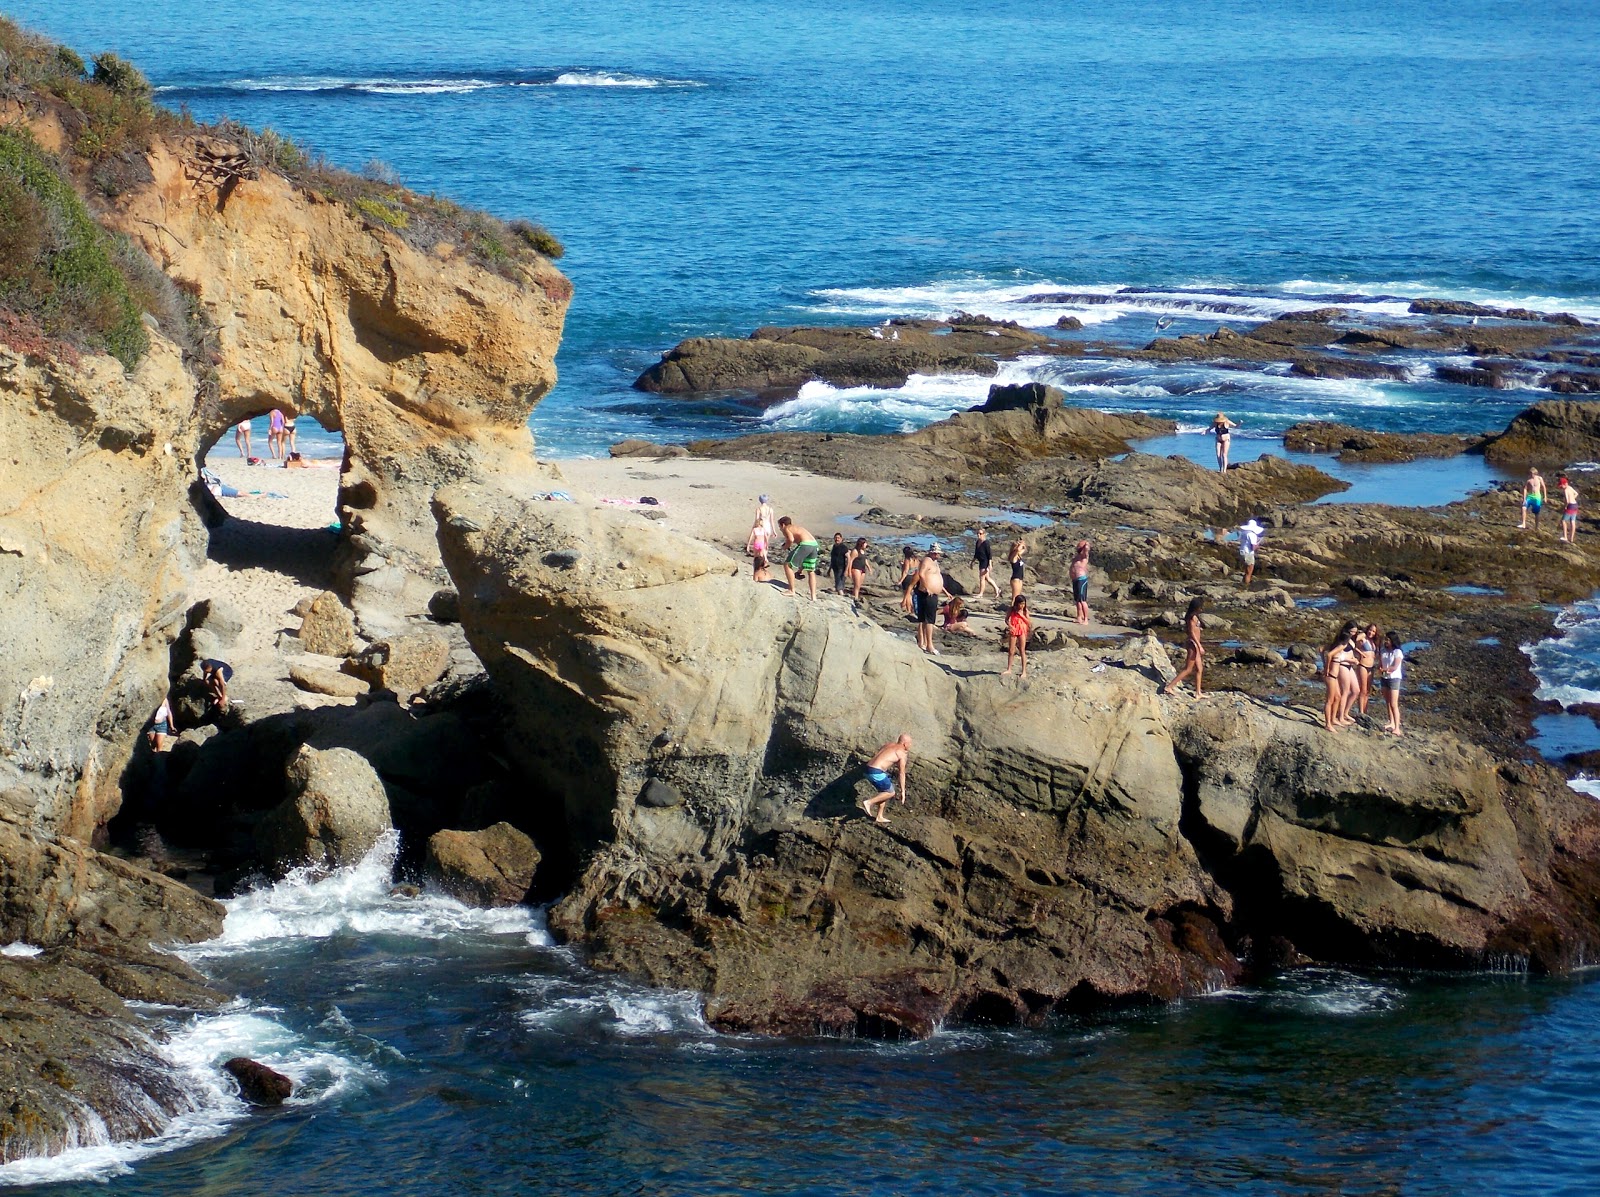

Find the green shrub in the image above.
[
  {"left": 509, "top": 219, "right": 565, "bottom": 259},
  {"left": 54, "top": 45, "right": 84, "bottom": 77},
  {"left": 353, "top": 195, "right": 409, "bottom": 230},
  {"left": 0, "top": 129, "right": 148, "bottom": 368},
  {"left": 90, "top": 51, "right": 151, "bottom": 101},
  {"left": 361, "top": 159, "right": 400, "bottom": 186}
]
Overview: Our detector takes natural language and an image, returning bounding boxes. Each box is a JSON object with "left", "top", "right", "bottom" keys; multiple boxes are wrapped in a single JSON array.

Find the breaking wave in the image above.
[{"left": 157, "top": 70, "right": 704, "bottom": 98}]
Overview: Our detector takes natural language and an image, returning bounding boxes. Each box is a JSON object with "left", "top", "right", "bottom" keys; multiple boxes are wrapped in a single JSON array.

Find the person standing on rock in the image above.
[
  {"left": 200, "top": 659, "right": 232, "bottom": 718},
  {"left": 914, "top": 542, "right": 947, "bottom": 655},
  {"left": 1210, "top": 412, "right": 1238, "bottom": 472},
  {"left": 747, "top": 519, "right": 771, "bottom": 583},
  {"left": 1070, "top": 540, "right": 1092, "bottom": 624},
  {"left": 1380, "top": 631, "right": 1406, "bottom": 736},
  {"left": 1561, "top": 475, "right": 1580, "bottom": 543},
  {"left": 1520, "top": 467, "right": 1547, "bottom": 532},
  {"left": 1354, "top": 623, "right": 1380, "bottom": 719},
  {"left": 829, "top": 532, "right": 850, "bottom": 595},
  {"left": 1237, "top": 518, "right": 1264, "bottom": 588},
  {"left": 1002, "top": 595, "right": 1031, "bottom": 679},
  {"left": 234, "top": 418, "right": 252, "bottom": 459},
  {"left": 1320, "top": 626, "right": 1358, "bottom": 731},
  {"left": 847, "top": 537, "right": 871, "bottom": 601},
  {"left": 861, "top": 734, "right": 912, "bottom": 824},
  {"left": 1161, "top": 597, "right": 1206, "bottom": 698},
  {"left": 778, "top": 516, "right": 821, "bottom": 601},
  {"left": 899, "top": 545, "right": 920, "bottom": 613},
  {"left": 147, "top": 694, "right": 176, "bottom": 753},
  {"left": 973, "top": 528, "right": 1000, "bottom": 601},
  {"left": 1008, "top": 538, "right": 1028, "bottom": 600}
]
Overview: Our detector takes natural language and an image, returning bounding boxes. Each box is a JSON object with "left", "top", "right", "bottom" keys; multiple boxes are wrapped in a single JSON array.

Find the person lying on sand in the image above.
[{"left": 862, "top": 734, "right": 912, "bottom": 824}]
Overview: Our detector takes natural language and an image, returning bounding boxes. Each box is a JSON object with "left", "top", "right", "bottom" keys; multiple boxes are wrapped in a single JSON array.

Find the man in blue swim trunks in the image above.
[
  {"left": 778, "top": 516, "right": 821, "bottom": 601},
  {"left": 1519, "top": 466, "right": 1547, "bottom": 532},
  {"left": 861, "top": 734, "right": 912, "bottom": 824}
]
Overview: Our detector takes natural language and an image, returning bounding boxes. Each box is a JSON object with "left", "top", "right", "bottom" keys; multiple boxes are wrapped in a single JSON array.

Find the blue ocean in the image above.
[{"left": 8, "top": 0, "right": 1600, "bottom": 1191}]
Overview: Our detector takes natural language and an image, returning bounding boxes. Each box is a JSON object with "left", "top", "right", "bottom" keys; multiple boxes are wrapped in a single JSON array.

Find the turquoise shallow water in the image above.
[{"left": 7, "top": 1, "right": 1600, "bottom": 1189}]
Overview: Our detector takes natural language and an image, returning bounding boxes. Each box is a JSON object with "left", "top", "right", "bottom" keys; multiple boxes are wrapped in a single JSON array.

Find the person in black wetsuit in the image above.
[
  {"left": 972, "top": 528, "right": 1000, "bottom": 601},
  {"left": 829, "top": 532, "right": 849, "bottom": 594}
]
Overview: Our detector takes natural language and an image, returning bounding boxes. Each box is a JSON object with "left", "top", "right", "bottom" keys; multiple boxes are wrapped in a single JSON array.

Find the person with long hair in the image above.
[
  {"left": 1354, "top": 623, "right": 1380, "bottom": 718},
  {"left": 846, "top": 537, "right": 870, "bottom": 601},
  {"left": 1162, "top": 597, "right": 1206, "bottom": 697},
  {"left": 1008, "top": 538, "right": 1027, "bottom": 600},
  {"left": 972, "top": 527, "right": 1001, "bottom": 601},
  {"left": 1380, "top": 631, "right": 1406, "bottom": 736},
  {"left": 1002, "top": 594, "right": 1031, "bottom": 680},
  {"left": 1210, "top": 412, "right": 1238, "bottom": 472},
  {"left": 1321, "top": 625, "right": 1357, "bottom": 731},
  {"left": 1070, "top": 540, "right": 1092, "bottom": 624},
  {"left": 899, "top": 545, "right": 919, "bottom": 613}
]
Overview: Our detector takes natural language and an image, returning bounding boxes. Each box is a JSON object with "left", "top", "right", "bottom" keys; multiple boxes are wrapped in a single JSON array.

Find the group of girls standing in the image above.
[{"left": 1322, "top": 622, "right": 1405, "bottom": 735}]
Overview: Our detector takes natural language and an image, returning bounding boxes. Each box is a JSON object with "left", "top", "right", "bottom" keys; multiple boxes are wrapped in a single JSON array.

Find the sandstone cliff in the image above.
[{"left": 435, "top": 484, "right": 1600, "bottom": 1035}]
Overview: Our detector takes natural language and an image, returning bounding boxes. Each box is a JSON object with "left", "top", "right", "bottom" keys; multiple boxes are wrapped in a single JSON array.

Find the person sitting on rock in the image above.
[
  {"left": 861, "top": 734, "right": 912, "bottom": 825},
  {"left": 777, "top": 516, "right": 821, "bottom": 601},
  {"left": 941, "top": 596, "right": 978, "bottom": 635},
  {"left": 200, "top": 659, "right": 233, "bottom": 717}
]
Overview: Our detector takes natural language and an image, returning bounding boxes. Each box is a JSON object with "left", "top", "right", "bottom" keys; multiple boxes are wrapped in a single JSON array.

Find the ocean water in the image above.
[
  {"left": 14, "top": 0, "right": 1600, "bottom": 461},
  {"left": 9, "top": 0, "right": 1600, "bottom": 1189}
]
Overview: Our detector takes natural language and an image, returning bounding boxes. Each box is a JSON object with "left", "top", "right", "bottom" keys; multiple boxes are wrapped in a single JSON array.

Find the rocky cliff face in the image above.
[
  {"left": 435, "top": 483, "right": 1600, "bottom": 1035},
  {"left": 97, "top": 134, "right": 570, "bottom": 633},
  {"left": 0, "top": 337, "right": 201, "bottom": 839}
]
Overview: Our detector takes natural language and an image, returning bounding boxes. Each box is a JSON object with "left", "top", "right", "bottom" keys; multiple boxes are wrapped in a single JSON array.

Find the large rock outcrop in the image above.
[
  {"left": 97, "top": 132, "right": 570, "bottom": 633},
  {"left": 435, "top": 483, "right": 1600, "bottom": 1035},
  {"left": 1482, "top": 400, "right": 1600, "bottom": 466},
  {"left": 0, "top": 339, "right": 201, "bottom": 839}
]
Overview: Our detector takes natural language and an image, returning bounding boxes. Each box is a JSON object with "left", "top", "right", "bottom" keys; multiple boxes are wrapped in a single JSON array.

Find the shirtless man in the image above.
[
  {"left": 1520, "top": 467, "right": 1547, "bottom": 532},
  {"left": 861, "top": 734, "right": 912, "bottom": 824},
  {"left": 913, "top": 542, "right": 946, "bottom": 655},
  {"left": 777, "top": 516, "right": 821, "bottom": 601}
]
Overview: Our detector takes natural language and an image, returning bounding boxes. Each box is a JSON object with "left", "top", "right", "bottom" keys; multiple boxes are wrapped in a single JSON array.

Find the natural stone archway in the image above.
[{"left": 99, "top": 134, "right": 571, "bottom": 634}]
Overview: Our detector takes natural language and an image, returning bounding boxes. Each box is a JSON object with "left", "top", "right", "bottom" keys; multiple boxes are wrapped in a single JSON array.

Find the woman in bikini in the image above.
[
  {"left": 846, "top": 537, "right": 871, "bottom": 601},
  {"left": 1008, "top": 538, "right": 1028, "bottom": 600},
  {"left": 1162, "top": 597, "right": 1206, "bottom": 698},
  {"left": 898, "top": 545, "right": 919, "bottom": 613},
  {"left": 1322, "top": 626, "right": 1358, "bottom": 731},
  {"left": 1069, "top": 540, "right": 1092, "bottom": 624},
  {"left": 1210, "top": 412, "right": 1238, "bottom": 472},
  {"left": 1353, "top": 623, "right": 1380, "bottom": 718}
]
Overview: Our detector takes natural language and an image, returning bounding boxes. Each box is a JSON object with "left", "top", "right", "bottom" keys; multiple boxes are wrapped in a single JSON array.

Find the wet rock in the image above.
[
  {"left": 256, "top": 745, "right": 392, "bottom": 869},
  {"left": 1283, "top": 421, "right": 1480, "bottom": 463},
  {"left": 298, "top": 591, "right": 359, "bottom": 657},
  {"left": 424, "top": 823, "right": 540, "bottom": 907},
  {"left": 639, "top": 778, "right": 685, "bottom": 808},
  {"left": 1232, "top": 645, "right": 1285, "bottom": 666},
  {"left": 1288, "top": 356, "right": 1410, "bottom": 382},
  {"left": 427, "top": 588, "right": 461, "bottom": 623},
  {"left": 1484, "top": 400, "right": 1600, "bottom": 466},
  {"left": 288, "top": 663, "right": 369, "bottom": 699},
  {"left": 224, "top": 1057, "right": 293, "bottom": 1106},
  {"left": 610, "top": 438, "right": 689, "bottom": 459},
  {"left": 1054, "top": 315, "right": 1084, "bottom": 330},
  {"left": 345, "top": 631, "right": 450, "bottom": 699}
]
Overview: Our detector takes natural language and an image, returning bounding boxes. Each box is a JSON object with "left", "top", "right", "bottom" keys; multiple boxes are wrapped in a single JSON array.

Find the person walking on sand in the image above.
[
  {"left": 847, "top": 537, "right": 871, "bottom": 601},
  {"left": 1070, "top": 540, "right": 1092, "bottom": 624},
  {"left": 829, "top": 532, "right": 849, "bottom": 595},
  {"left": 778, "top": 516, "right": 821, "bottom": 600},
  {"left": 747, "top": 519, "right": 771, "bottom": 583},
  {"left": 914, "top": 542, "right": 947, "bottom": 655},
  {"left": 1002, "top": 594, "right": 1031, "bottom": 679},
  {"left": 1008, "top": 538, "right": 1028, "bottom": 600},
  {"left": 1520, "top": 467, "right": 1547, "bottom": 531},
  {"left": 234, "top": 418, "right": 252, "bottom": 459},
  {"left": 898, "top": 545, "right": 920, "bottom": 613},
  {"left": 1210, "top": 412, "right": 1239, "bottom": 472},
  {"left": 754, "top": 494, "right": 777, "bottom": 542},
  {"left": 1561, "top": 475, "right": 1581, "bottom": 543},
  {"left": 1380, "top": 631, "right": 1406, "bottom": 735},
  {"left": 862, "top": 734, "right": 912, "bottom": 824},
  {"left": 1162, "top": 597, "right": 1207, "bottom": 698},
  {"left": 1237, "top": 518, "right": 1265, "bottom": 588},
  {"left": 973, "top": 528, "right": 1001, "bottom": 601}
]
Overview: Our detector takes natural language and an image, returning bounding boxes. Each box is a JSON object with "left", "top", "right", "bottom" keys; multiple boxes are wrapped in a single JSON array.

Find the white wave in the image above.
[
  {"left": 1210, "top": 969, "right": 1399, "bottom": 1015},
  {"left": 1524, "top": 599, "right": 1600, "bottom": 709},
  {"left": 0, "top": 942, "right": 40, "bottom": 957},
  {"left": 1278, "top": 278, "right": 1600, "bottom": 322},
  {"left": 760, "top": 359, "right": 1042, "bottom": 432},
  {"left": 548, "top": 70, "right": 699, "bottom": 88},
  {"left": 160, "top": 75, "right": 502, "bottom": 95},
  {"left": 1570, "top": 777, "right": 1600, "bottom": 801},
  {"left": 517, "top": 974, "right": 710, "bottom": 1037},
  {"left": 0, "top": 1000, "right": 372, "bottom": 1187},
  {"left": 181, "top": 831, "right": 546, "bottom": 958}
]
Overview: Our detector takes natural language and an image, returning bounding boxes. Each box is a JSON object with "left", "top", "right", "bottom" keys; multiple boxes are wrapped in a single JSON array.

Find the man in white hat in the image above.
[
  {"left": 1238, "top": 519, "right": 1265, "bottom": 588},
  {"left": 914, "top": 541, "right": 947, "bottom": 654}
]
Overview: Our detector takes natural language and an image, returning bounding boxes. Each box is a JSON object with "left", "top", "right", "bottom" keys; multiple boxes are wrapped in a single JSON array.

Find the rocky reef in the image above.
[{"left": 433, "top": 480, "right": 1600, "bottom": 1035}]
